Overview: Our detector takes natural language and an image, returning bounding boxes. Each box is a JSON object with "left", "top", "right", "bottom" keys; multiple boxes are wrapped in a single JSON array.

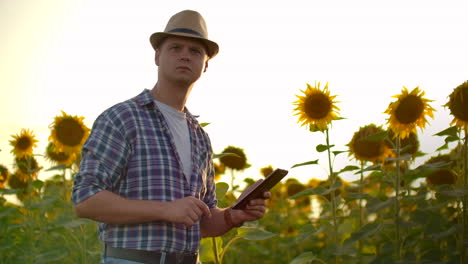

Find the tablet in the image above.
[{"left": 232, "top": 168, "right": 289, "bottom": 210}]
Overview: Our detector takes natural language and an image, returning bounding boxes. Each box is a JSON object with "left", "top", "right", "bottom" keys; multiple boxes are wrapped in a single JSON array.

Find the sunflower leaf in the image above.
[
  {"left": 332, "top": 150, "right": 347, "bottom": 156},
  {"left": 366, "top": 197, "right": 396, "bottom": 213},
  {"left": 316, "top": 144, "right": 334, "bottom": 152},
  {"left": 338, "top": 165, "right": 360, "bottom": 173},
  {"left": 200, "top": 122, "right": 210, "bottom": 127},
  {"left": 290, "top": 252, "right": 326, "bottom": 264},
  {"left": 354, "top": 164, "right": 381, "bottom": 174},
  {"left": 46, "top": 165, "right": 68, "bottom": 171},
  {"left": 213, "top": 152, "right": 240, "bottom": 159},
  {"left": 237, "top": 226, "right": 277, "bottom": 240},
  {"left": 215, "top": 182, "right": 229, "bottom": 199},
  {"left": 288, "top": 186, "right": 328, "bottom": 200},
  {"left": 291, "top": 160, "right": 319, "bottom": 169},
  {"left": 433, "top": 126, "right": 459, "bottom": 138},
  {"left": 343, "top": 222, "right": 383, "bottom": 247}
]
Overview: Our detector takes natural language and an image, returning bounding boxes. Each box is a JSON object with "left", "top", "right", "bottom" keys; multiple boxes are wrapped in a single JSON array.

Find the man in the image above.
[{"left": 72, "top": 10, "right": 270, "bottom": 264}]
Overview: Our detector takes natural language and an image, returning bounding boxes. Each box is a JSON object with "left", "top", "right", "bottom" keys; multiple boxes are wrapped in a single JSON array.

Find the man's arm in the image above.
[{"left": 74, "top": 190, "right": 212, "bottom": 226}]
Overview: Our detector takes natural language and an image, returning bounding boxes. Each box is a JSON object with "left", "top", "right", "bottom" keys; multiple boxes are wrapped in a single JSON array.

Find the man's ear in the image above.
[
  {"left": 155, "top": 49, "right": 160, "bottom": 66},
  {"left": 203, "top": 60, "right": 209, "bottom": 73}
]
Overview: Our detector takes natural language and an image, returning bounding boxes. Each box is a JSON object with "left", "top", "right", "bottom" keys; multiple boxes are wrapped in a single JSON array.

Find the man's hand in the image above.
[
  {"left": 165, "top": 196, "right": 212, "bottom": 228},
  {"left": 231, "top": 180, "right": 271, "bottom": 225}
]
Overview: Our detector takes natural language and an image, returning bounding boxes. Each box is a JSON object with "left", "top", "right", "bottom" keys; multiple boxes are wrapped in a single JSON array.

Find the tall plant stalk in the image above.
[
  {"left": 325, "top": 129, "right": 338, "bottom": 264},
  {"left": 462, "top": 127, "right": 467, "bottom": 263},
  {"left": 394, "top": 136, "right": 401, "bottom": 261},
  {"left": 358, "top": 161, "right": 365, "bottom": 261}
]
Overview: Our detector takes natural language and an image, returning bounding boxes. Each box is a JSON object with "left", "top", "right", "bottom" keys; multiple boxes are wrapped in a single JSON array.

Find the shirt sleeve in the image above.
[
  {"left": 72, "top": 113, "right": 131, "bottom": 205},
  {"left": 201, "top": 142, "right": 217, "bottom": 209}
]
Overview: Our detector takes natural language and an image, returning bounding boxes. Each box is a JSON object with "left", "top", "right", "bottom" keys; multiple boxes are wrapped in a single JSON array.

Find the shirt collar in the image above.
[{"left": 136, "top": 89, "right": 201, "bottom": 124}]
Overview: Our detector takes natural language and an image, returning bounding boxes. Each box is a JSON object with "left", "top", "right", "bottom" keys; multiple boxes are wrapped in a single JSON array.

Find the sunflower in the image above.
[
  {"left": 386, "top": 129, "right": 420, "bottom": 160},
  {"left": 213, "top": 162, "right": 225, "bottom": 182},
  {"left": 348, "top": 124, "right": 393, "bottom": 163},
  {"left": 7, "top": 170, "right": 28, "bottom": 190},
  {"left": 219, "top": 146, "right": 249, "bottom": 171},
  {"left": 293, "top": 82, "right": 340, "bottom": 131},
  {"left": 426, "top": 169, "right": 457, "bottom": 186},
  {"left": 45, "top": 141, "right": 76, "bottom": 166},
  {"left": 0, "top": 164, "right": 9, "bottom": 189},
  {"left": 260, "top": 165, "right": 274, "bottom": 178},
  {"left": 49, "top": 111, "right": 90, "bottom": 153},
  {"left": 445, "top": 81, "right": 468, "bottom": 128},
  {"left": 9, "top": 129, "right": 39, "bottom": 158},
  {"left": 384, "top": 86, "right": 435, "bottom": 139},
  {"left": 15, "top": 155, "right": 40, "bottom": 177}
]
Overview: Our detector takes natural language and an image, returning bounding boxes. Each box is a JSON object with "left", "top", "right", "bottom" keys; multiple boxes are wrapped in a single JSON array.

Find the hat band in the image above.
[{"left": 168, "top": 28, "right": 204, "bottom": 38}]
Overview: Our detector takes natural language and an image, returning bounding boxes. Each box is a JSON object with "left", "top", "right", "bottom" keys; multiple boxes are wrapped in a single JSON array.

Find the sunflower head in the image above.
[
  {"left": 348, "top": 124, "right": 393, "bottom": 163},
  {"left": 384, "top": 86, "right": 435, "bottom": 139},
  {"left": 293, "top": 82, "right": 340, "bottom": 131},
  {"left": 7, "top": 170, "right": 28, "bottom": 190},
  {"left": 426, "top": 169, "right": 457, "bottom": 186},
  {"left": 386, "top": 129, "right": 420, "bottom": 160},
  {"left": 219, "top": 146, "right": 249, "bottom": 171},
  {"left": 445, "top": 81, "right": 468, "bottom": 128},
  {"left": 213, "top": 162, "right": 225, "bottom": 182},
  {"left": 260, "top": 165, "right": 274, "bottom": 178},
  {"left": 45, "top": 141, "right": 76, "bottom": 166},
  {"left": 9, "top": 129, "right": 39, "bottom": 158},
  {"left": 0, "top": 164, "right": 9, "bottom": 188},
  {"left": 49, "top": 111, "right": 90, "bottom": 153},
  {"left": 15, "top": 155, "right": 40, "bottom": 178}
]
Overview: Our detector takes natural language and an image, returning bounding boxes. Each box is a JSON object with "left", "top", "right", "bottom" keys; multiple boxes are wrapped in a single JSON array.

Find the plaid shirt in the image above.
[{"left": 72, "top": 89, "right": 217, "bottom": 253}]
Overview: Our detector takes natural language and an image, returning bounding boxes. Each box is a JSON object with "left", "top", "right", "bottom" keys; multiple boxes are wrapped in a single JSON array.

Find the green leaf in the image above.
[
  {"left": 237, "top": 227, "right": 277, "bottom": 240},
  {"left": 291, "top": 160, "right": 319, "bottom": 169},
  {"left": 431, "top": 224, "right": 460, "bottom": 240},
  {"left": 344, "top": 222, "right": 383, "bottom": 247},
  {"left": 200, "top": 122, "right": 210, "bottom": 127},
  {"left": 366, "top": 197, "right": 396, "bottom": 213},
  {"left": 354, "top": 164, "right": 381, "bottom": 174},
  {"left": 213, "top": 152, "right": 240, "bottom": 159},
  {"left": 338, "top": 165, "right": 360, "bottom": 174},
  {"left": 345, "top": 192, "right": 375, "bottom": 201},
  {"left": 290, "top": 252, "right": 325, "bottom": 264},
  {"left": 36, "top": 249, "right": 68, "bottom": 263},
  {"left": 433, "top": 126, "right": 459, "bottom": 138},
  {"left": 316, "top": 144, "right": 334, "bottom": 152},
  {"left": 437, "top": 186, "right": 468, "bottom": 198},
  {"left": 45, "top": 164, "right": 68, "bottom": 171},
  {"left": 332, "top": 150, "right": 347, "bottom": 156},
  {"left": 32, "top": 180, "right": 44, "bottom": 190},
  {"left": 296, "top": 224, "right": 327, "bottom": 243},
  {"left": 289, "top": 181, "right": 341, "bottom": 200},
  {"left": 215, "top": 182, "right": 229, "bottom": 199},
  {"left": 384, "top": 153, "right": 412, "bottom": 161},
  {"left": 199, "top": 237, "right": 223, "bottom": 262}
]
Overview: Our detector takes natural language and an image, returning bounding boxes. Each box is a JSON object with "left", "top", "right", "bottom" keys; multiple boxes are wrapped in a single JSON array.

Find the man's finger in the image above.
[{"left": 194, "top": 199, "right": 212, "bottom": 218}]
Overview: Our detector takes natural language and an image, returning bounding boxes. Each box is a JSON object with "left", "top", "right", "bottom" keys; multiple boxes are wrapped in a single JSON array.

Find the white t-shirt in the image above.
[{"left": 154, "top": 100, "right": 192, "bottom": 183}]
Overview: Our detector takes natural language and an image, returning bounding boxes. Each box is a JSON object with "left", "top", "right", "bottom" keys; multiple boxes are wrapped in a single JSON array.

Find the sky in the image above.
[{"left": 1, "top": 0, "right": 467, "bottom": 190}]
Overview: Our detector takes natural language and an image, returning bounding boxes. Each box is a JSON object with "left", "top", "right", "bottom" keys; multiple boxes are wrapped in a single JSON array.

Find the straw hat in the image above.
[{"left": 150, "top": 10, "right": 219, "bottom": 58}]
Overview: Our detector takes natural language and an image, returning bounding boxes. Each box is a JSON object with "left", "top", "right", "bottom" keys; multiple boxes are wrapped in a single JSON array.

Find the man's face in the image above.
[{"left": 156, "top": 36, "right": 209, "bottom": 86}]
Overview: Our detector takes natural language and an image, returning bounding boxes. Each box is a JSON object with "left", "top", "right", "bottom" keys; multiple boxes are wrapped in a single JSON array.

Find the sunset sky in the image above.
[{"left": 1, "top": 0, "right": 467, "bottom": 189}]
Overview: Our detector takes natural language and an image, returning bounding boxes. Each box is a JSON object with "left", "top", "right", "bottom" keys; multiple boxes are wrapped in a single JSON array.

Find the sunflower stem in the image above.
[
  {"left": 358, "top": 161, "right": 365, "bottom": 260},
  {"left": 395, "top": 136, "right": 401, "bottom": 261},
  {"left": 212, "top": 237, "right": 221, "bottom": 264},
  {"left": 462, "top": 126, "right": 468, "bottom": 263},
  {"left": 325, "top": 129, "right": 338, "bottom": 264}
]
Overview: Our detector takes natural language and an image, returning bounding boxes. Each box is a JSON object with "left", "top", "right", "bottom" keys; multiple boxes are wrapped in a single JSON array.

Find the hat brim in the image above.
[{"left": 150, "top": 32, "right": 219, "bottom": 58}]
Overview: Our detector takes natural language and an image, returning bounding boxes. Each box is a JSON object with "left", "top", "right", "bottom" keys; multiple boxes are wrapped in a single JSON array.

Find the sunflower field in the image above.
[{"left": 1, "top": 81, "right": 467, "bottom": 264}]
